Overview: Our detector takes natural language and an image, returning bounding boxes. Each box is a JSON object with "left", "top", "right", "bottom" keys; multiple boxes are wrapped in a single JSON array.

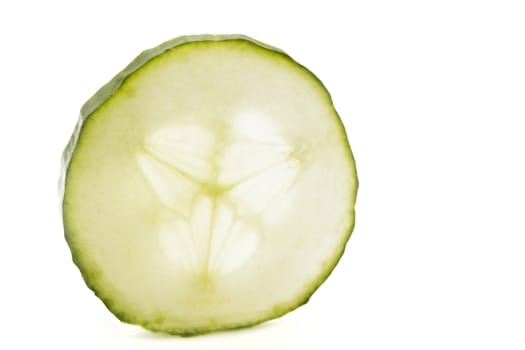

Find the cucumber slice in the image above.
[{"left": 61, "top": 34, "right": 358, "bottom": 336}]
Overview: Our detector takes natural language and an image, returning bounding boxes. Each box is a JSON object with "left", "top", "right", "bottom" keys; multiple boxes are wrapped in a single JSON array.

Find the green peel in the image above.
[{"left": 61, "top": 34, "right": 358, "bottom": 335}]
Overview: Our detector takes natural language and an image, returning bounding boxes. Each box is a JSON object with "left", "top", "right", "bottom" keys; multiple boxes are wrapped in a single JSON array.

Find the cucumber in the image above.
[{"left": 61, "top": 34, "right": 358, "bottom": 335}]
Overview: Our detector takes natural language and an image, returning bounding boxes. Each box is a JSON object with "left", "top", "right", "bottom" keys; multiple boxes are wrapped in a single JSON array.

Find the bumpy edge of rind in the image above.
[{"left": 60, "top": 34, "right": 358, "bottom": 336}]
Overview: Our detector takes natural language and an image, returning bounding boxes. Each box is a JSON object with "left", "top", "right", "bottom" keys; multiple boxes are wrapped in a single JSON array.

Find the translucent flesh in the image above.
[{"left": 63, "top": 39, "right": 357, "bottom": 334}]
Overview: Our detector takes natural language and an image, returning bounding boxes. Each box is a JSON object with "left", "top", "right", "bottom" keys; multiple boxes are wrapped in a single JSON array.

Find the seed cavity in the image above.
[{"left": 137, "top": 113, "right": 303, "bottom": 275}]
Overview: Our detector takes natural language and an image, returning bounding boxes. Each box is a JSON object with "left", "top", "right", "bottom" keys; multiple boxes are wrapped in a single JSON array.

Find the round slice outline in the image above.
[{"left": 60, "top": 34, "right": 358, "bottom": 336}]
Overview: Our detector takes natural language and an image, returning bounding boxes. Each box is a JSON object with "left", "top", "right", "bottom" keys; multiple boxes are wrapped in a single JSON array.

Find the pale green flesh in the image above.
[{"left": 62, "top": 36, "right": 357, "bottom": 335}]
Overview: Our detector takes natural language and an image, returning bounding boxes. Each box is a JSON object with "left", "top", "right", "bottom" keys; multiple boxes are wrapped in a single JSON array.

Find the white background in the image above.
[{"left": 1, "top": 0, "right": 524, "bottom": 349}]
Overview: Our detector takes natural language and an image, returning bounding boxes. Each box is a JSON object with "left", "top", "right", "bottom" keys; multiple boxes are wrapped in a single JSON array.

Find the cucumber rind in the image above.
[{"left": 61, "top": 34, "right": 358, "bottom": 336}]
